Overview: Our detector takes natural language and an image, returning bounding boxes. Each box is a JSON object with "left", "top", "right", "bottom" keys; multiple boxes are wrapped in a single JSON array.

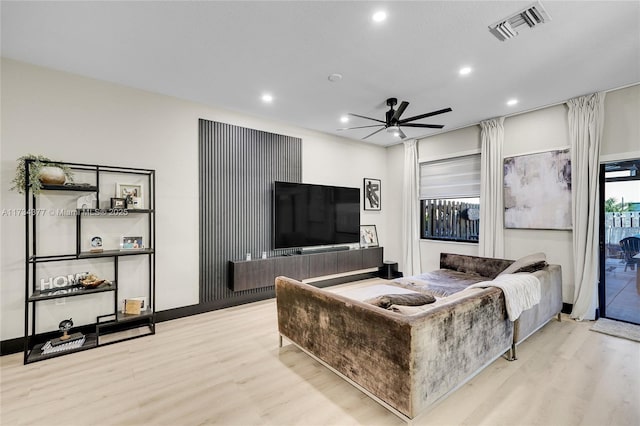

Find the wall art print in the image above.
[
  {"left": 363, "top": 178, "right": 381, "bottom": 211},
  {"left": 503, "top": 148, "right": 571, "bottom": 230}
]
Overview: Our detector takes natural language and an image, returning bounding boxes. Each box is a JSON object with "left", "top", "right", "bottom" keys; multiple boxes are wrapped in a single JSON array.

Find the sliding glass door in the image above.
[{"left": 598, "top": 159, "right": 640, "bottom": 324}]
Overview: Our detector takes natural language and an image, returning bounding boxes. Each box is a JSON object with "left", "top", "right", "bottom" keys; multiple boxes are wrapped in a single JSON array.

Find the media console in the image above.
[{"left": 229, "top": 247, "right": 383, "bottom": 292}]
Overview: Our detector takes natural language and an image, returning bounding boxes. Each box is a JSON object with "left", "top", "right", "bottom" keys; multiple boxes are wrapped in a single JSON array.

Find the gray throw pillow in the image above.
[
  {"left": 499, "top": 252, "right": 547, "bottom": 276},
  {"left": 365, "top": 293, "right": 436, "bottom": 309}
]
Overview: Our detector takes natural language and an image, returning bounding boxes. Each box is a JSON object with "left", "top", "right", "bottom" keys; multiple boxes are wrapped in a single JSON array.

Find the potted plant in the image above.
[{"left": 10, "top": 154, "right": 74, "bottom": 195}]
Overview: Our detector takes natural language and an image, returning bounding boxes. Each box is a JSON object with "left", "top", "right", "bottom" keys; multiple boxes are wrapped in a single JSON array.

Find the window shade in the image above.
[{"left": 419, "top": 154, "right": 481, "bottom": 199}]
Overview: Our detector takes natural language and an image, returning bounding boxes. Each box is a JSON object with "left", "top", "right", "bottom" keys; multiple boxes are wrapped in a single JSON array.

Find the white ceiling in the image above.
[{"left": 2, "top": 1, "right": 639, "bottom": 147}]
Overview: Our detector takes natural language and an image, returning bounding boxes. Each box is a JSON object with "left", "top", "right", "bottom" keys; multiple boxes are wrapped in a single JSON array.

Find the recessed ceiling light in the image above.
[
  {"left": 459, "top": 66, "right": 472, "bottom": 76},
  {"left": 372, "top": 10, "right": 387, "bottom": 22},
  {"left": 328, "top": 73, "right": 343, "bottom": 82},
  {"left": 261, "top": 93, "right": 273, "bottom": 103},
  {"left": 507, "top": 98, "right": 518, "bottom": 106},
  {"left": 340, "top": 115, "right": 349, "bottom": 123}
]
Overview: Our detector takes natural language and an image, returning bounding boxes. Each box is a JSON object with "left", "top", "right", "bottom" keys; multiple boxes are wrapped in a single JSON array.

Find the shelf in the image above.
[
  {"left": 78, "top": 208, "right": 154, "bottom": 215},
  {"left": 40, "top": 184, "right": 98, "bottom": 192},
  {"left": 117, "top": 309, "right": 154, "bottom": 322},
  {"left": 29, "top": 253, "right": 77, "bottom": 263},
  {"left": 24, "top": 160, "right": 156, "bottom": 364},
  {"left": 26, "top": 333, "right": 98, "bottom": 363},
  {"left": 97, "top": 309, "right": 154, "bottom": 326},
  {"left": 78, "top": 249, "right": 154, "bottom": 258},
  {"left": 29, "top": 249, "right": 154, "bottom": 263},
  {"left": 28, "top": 283, "right": 115, "bottom": 302}
]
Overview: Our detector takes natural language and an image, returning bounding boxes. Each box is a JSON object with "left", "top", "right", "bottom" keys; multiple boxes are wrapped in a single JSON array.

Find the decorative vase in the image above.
[{"left": 38, "top": 166, "right": 66, "bottom": 185}]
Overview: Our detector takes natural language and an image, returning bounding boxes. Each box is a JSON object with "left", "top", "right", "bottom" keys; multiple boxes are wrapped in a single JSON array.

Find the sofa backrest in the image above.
[{"left": 440, "top": 253, "right": 514, "bottom": 279}]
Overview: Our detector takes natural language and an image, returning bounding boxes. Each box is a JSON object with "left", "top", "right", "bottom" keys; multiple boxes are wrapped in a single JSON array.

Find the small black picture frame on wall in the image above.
[{"left": 363, "top": 178, "right": 381, "bottom": 211}]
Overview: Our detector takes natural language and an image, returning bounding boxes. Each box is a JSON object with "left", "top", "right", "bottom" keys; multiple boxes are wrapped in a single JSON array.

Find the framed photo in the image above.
[
  {"left": 360, "top": 225, "right": 379, "bottom": 248},
  {"left": 110, "top": 197, "right": 126, "bottom": 209},
  {"left": 120, "top": 236, "right": 143, "bottom": 250},
  {"left": 116, "top": 183, "right": 143, "bottom": 209},
  {"left": 122, "top": 297, "right": 147, "bottom": 314},
  {"left": 363, "top": 178, "right": 381, "bottom": 211},
  {"left": 89, "top": 236, "right": 103, "bottom": 253}
]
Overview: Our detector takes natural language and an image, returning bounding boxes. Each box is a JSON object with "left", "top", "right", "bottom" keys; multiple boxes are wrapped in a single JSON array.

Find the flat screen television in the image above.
[{"left": 273, "top": 181, "right": 360, "bottom": 249}]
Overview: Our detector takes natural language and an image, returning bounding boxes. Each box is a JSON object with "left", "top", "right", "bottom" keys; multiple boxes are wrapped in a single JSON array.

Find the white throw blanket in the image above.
[{"left": 467, "top": 273, "right": 541, "bottom": 321}]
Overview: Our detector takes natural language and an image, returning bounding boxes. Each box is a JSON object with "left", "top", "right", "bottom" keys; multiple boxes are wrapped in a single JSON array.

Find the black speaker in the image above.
[{"left": 379, "top": 261, "right": 403, "bottom": 280}]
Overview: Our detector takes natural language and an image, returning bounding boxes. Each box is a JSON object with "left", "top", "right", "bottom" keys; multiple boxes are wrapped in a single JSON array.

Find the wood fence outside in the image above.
[
  {"left": 421, "top": 200, "right": 479, "bottom": 242},
  {"left": 605, "top": 212, "right": 640, "bottom": 228}
]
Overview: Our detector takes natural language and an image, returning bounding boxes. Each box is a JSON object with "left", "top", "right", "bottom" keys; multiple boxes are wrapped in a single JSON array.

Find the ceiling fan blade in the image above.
[
  {"left": 398, "top": 107, "right": 452, "bottom": 124},
  {"left": 398, "top": 128, "right": 407, "bottom": 139},
  {"left": 401, "top": 123, "right": 445, "bottom": 129},
  {"left": 337, "top": 124, "right": 387, "bottom": 131},
  {"left": 392, "top": 101, "right": 409, "bottom": 121},
  {"left": 348, "top": 113, "right": 386, "bottom": 124},
  {"left": 362, "top": 127, "right": 385, "bottom": 140}
]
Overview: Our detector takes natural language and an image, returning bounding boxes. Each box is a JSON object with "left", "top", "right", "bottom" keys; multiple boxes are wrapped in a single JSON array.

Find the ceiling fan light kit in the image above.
[{"left": 341, "top": 97, "right": 452, "bottom": 141}]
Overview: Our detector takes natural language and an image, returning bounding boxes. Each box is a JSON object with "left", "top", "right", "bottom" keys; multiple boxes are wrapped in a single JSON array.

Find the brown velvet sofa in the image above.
[
  {"left": 275, "top": 253, "right": 562, "bottom": 421},
  {"left": 391, "top": 253, "right": 563, "bottom": 359}
]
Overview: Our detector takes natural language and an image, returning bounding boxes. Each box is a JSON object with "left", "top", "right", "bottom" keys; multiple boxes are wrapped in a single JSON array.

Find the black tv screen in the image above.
[{"left": 273, "top": 181, "right": 360, "bottom": 249}]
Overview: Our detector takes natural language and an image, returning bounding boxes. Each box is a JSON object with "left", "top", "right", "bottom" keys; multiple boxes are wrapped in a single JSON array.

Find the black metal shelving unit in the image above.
[{"left": 23, "top": 160, "right": 156, "bottom": 364}]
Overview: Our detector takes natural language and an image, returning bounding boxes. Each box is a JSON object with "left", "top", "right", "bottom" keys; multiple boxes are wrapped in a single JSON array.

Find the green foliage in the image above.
[
  {"left": 10, "top": 154, "right": 74, "bottom": 195},
  {"left": 605, "top": 197, "right": 629, "bottom": 212}
]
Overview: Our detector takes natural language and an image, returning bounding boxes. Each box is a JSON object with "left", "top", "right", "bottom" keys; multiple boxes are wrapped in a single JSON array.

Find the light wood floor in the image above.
[{"left": 2, "top": 281, "right": 639, "bottom": 426}]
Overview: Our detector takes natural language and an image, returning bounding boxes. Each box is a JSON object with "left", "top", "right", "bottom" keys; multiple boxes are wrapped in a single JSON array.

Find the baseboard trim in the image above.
[
  {"left": 156, "top": 290, "right": 276, "bottom": 322},
  {"left": 1, "top": 337, "right": 23, "bottom": 356}
]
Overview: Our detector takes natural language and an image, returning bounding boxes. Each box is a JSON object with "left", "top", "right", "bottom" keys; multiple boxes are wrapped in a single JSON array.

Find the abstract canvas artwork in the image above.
[{"left": 504, "top": 148, "right": 572, "bottom": 230}]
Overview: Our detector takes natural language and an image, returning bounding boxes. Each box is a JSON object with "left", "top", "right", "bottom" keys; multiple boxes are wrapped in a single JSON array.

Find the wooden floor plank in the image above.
[{"left": 2, "top": 292, "right": 638, "bottom": 426}]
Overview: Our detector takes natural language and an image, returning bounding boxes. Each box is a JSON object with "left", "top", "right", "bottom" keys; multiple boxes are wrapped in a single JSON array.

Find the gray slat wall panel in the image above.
[{"left": 199, "top": 119, "right": 301, "bottom": 303}]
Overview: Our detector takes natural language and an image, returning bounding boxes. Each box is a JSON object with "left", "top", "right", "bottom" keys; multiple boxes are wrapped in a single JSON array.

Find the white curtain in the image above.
[
  {"left": 568, "top": 92, "right": 606, "bottom": 321},
  {"left": 402, "top": 140, "right": 421, "bottom": 276},
  {"left": 479, "top": 117, "right": 505, "bottom": 258}
]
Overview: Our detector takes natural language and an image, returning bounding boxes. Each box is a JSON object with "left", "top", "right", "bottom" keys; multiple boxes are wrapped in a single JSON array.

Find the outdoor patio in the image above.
[{"left": 604, "top": 256, "right": 640, "bottom": 324}]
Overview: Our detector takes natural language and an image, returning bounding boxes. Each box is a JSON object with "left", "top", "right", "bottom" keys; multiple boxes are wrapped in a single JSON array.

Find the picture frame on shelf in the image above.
[
  {"left": 120, "top": 236, "right": 143, "bottom": 250},
  {"left": 76, "top": 193, "right": 97, "bottom": 210},
  {"left": 110, "top": 197, "right": 126, "bottom": 209},
  {"left": 360, "top": 225, "right": 379, "bottom": 248},
  {"left": 115, "top": 183, "right": 143, "bottom": 209},
  {"left": 122, "top": 297, "right": 147, "bottom": 315},
  {"left": 89, "top": 236, "right": 103, "bottom": 253},
  {"left": 363, "top": 178, "right": 381, "bottom": 211}
]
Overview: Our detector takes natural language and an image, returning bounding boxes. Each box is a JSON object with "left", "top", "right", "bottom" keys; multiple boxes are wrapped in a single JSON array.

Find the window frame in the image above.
[{"left": 419, "top": 153, "right": 481, "bottom": 244}]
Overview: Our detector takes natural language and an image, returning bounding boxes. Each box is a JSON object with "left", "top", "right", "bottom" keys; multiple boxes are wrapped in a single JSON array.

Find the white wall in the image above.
[
  {"left": 602, "top": 84, "right": 640, "bottom": 161},
  {"left": 0, "top": 59, "right": 389, "bottom": 340},
  {"left": 385, "top": 84, "right": 640, "bottom": 305},
  {"left": 502, "top": 104, "right": 574, "bottom": 300}
]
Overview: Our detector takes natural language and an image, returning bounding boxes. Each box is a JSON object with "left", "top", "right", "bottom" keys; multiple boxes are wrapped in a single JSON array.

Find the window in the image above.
[{"left": 419, "top": 154, "right": 481, "bottom": 243}]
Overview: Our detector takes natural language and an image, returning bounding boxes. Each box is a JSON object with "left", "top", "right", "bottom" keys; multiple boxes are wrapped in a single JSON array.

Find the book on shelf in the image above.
[
  {"left": 41, "top": 335, "right": 86, "bottom": 355},
  {"left": 50, "top": 332, "right": 84, "bottom": 347}
]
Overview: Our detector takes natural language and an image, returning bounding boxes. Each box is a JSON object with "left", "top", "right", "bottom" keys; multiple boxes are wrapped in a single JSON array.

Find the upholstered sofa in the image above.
[
  {"left": 275, "top": 253, "right": 562, "bottom": 421},
  {"left": 391, "top": 253, "right": 563, "bottom": 359}
]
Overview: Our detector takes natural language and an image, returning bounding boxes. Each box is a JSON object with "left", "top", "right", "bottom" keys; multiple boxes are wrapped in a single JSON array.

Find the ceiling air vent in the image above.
[{"left": 489, "top": 1, "right": 551, "bottom": 41}]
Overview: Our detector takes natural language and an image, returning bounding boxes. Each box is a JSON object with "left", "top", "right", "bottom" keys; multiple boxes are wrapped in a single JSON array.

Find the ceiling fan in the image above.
[{"left": 339, "top": 98, "right": 452, "bottom": 140}]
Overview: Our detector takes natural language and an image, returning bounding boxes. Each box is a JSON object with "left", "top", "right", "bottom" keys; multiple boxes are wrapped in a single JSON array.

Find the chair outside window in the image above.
[{"left": 619, "top": 236, "right": 640, "bottom": 271}]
